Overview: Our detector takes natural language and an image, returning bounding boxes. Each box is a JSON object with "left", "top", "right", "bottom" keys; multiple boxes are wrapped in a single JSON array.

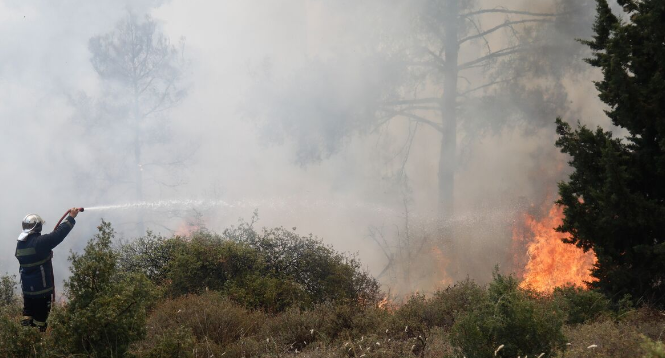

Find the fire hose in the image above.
[{"left": 53, "top": 207, "right": 84, "bottom": 230}]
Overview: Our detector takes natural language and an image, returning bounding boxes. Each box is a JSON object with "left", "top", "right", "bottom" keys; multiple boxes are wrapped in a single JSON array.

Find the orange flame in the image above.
[
  {"left": 174, "top": 220, "right": 201, "bottom": 237},
  {"left": 431, "top": 245, "right": 454, "bottom": 287},
  {"left": 514, "top": 203, "right": 597, "bottom": 293}
]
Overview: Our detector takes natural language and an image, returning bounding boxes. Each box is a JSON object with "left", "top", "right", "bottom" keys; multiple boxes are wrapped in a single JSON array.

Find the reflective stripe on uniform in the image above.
[
  {"left": 19, "top": 255, "right": 51, "bottom": 268},
  {"left": 23, "top": 287, "right": 54, "bottom": 296},
  {"left": 15, "top": 247, "right": 37, "bottom": 257},
  {"left": 40, "top": 265, "right": 47, "bottom": 287}
]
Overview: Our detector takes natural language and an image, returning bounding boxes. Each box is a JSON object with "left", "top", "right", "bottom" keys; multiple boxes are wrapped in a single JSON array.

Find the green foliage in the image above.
[
  {"left": 0, "top": 314, "right": 49, "bottom": 358},
  {"left": 134, "top": 292, "right": 264, "bottom": 358},
  {"left": 51, "top": 220, "right": 157, "bottom": 358},
  {"left": 135, "top": 327, "right": 195, "bottom": 358},
  {"left": 553, "top": 284, "right": 611, "bottom": 324},
  {"left": 0, "top": 273, "right": 17, "bottom": 307},
  {"left": 224, "top": 217, "right": 382, "bottom": 306},
  {"left": 165, "top": 230, "right": 306, "bottom": 311},
  {"left": 450, "top": 272, "right": 565, "bottom": 358},
  {"left": 643, "top": 338, "right": 665, "bottom": 358},
  {"left": 556, "top": 319, "right": 647, "bottom": 357},
  {"left": 117, "top": 231, "right": 179, "bottom": 285},
  {"left": 116, "top": 214, "right": 380, "bottom": 312},
  {"left": 557, "top": 0, "right": 665, "bottom": 307},
  {"left": 423, "top": 279, "right": 486, "bottom": 330}
]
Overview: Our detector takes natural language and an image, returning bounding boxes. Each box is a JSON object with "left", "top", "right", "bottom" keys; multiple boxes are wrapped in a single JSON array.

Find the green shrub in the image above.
[
  {"left": 318, "top": 302, "right": 391, "bottom": 341},
  {"left": 132, "top": 326, "right": 195, "bottom": 358},
  {"left": 117, "top": 231, "right": 179, "bottom": 285},
  {"left": 165, "top": 231, "right": 308, "bottom": 311},
  {"left": 166, "top": 232, "right": 264, "bottom": 295},
  {"left": 140, "top": 291, "right": 265, "bottom": 356},
  {"left": 0, "top": 313, "right": 51, "bottom": 358},
  {"left": 51, "top": 220, "right": 157, "bottom": 358},
  {"left": 620, "top": 306, "right": 665, "bottom": 342},
  {"left": 116, "top": 214, "right": 381, "bottom": 312},
  {"left": 264, "top": 306, "right": 324, "bottom": 351},
  {"left": 553, "top": 284, "right": 611, "bottom": 324},
  {"left": 224, "top": 217, "right": 381, "bottom": 306},
  {"left": 395, "top": 279, "right": 485, "bottom": 332},
  {"left": 450, "top": 272, "right": 565, "bottom": 358},
  {"left": 0, "top": 274, "right": 18, "bottom": 307},
  {"left": 556, "top": 319, "right": 647, "bottom": 357},
  {"left": 642, "top": 337, "right": 665, "bottom": 358}
]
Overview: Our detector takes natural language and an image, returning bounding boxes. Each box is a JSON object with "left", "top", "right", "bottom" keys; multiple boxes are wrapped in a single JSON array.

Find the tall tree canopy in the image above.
[
  {"left": 75, "top": 12, "right": 188, "bottom": 233},
  {"left": 556, "top": 0, "right": 665, "bottom": 306}
]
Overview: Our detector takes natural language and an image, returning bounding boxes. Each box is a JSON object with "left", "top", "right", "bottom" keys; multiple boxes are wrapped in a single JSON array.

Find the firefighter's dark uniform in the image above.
[{"left": 15, "top": 216, "right": 75, "bottom": 331}]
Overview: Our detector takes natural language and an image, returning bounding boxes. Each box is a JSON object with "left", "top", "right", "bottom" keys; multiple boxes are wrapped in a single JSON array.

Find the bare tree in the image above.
[
  {"left": 377, "top": 0, "right": 582, "bottom": 220},
  {"left": 81, "top": 11, "right": 188, "bottom": 233},
  {"left": 251, "top": 0, "right": 593, "bottom": 224}
]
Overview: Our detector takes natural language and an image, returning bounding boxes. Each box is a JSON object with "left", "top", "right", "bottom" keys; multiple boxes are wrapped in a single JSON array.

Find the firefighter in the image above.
[{"left": 15, "top": 208, "right": 80, "bottom": 332}]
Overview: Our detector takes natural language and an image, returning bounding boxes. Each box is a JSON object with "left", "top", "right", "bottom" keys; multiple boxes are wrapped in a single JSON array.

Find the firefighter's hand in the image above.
[{"left": 69, "top": 207, "right": 80, "bottom": 218}]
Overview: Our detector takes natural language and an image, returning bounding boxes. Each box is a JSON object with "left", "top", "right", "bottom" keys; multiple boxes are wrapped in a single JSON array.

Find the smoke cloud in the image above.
[{"left": 1, "top": 0, "right": 616, "bottom": 296}]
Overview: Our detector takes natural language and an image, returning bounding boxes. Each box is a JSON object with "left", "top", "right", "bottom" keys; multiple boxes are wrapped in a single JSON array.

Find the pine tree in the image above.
[{"left": 555, "top": 0, "right": 665, "bottom": 306}]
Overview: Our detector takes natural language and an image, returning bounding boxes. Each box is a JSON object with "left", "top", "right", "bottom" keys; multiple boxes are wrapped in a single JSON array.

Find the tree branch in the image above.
[
  {"left": 465, "top": 16, "right": 492, "bottom": 55},
  {"left": 423, "top": 47, "right": 446, "bottom": 68},
  {"left": 459, "top": 19, "right": 553, "bottom": 44},
  {"left": 459, "top": 45, "right": 529, "bottom": 70},
  {"left": 457, "top": 77, "right": 517, "bottom": 97},
  {"left": 380, "top": 109, "right": 443, "bottom": 133},
  {"left": 460, "top": 8, "right": 558, "bottom": 19},
  {"left": 382, "top": 98, "right": 441, "bottom": 106}
]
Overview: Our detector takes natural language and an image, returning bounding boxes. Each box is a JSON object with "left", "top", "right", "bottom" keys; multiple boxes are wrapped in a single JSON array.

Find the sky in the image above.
[{"left": 0, "top": 0, "right": 618, "bottom": 295}]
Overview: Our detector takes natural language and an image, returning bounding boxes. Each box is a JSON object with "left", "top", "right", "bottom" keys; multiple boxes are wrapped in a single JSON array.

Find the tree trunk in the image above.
[
  {"left": 438, "top": 0, "right": 459, "bottom": 221},
  {"left": 133, "top": 89, "right": 145, "bottom": 235}
]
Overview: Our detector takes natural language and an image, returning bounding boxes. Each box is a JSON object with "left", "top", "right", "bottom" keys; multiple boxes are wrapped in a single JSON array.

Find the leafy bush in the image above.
[
  {"left": 620, "top": 305, "right": 665, "bottom": 342},
  {"left": 642, "top": 338, "right": 665, "bottom": 358},
  {"left": 553, "top": 284, "right": 611, "bottom": 324},
  {"left": 264, "top": 306, "right": 324, "bottom": 351},
  {"left": 556, "top": 319, "right": 647, "bottom": 357},
  {"left": 160, "top": 216, "right": 381, "bottom": 311},
  {"left": 165, "top": 231, "right": 307, "bottom": 311},
  {"left": 117, "top": 231, "right": 179, "bottom": 285},
  {"left": 50, "top": 220, "right": 157, "bottom": 358},
  {"left": 450, "top": 272, "right": 565, "bottom": 358},
  {"left": 0, "top": 274, "right": 18, "bottom": 307},
  {"left": 0, "top": 314, "right": 50, "bottom": 358},
  {"left": 224, "top": 217, "right": 381, "bottom": 306},
  {"left": 135, "top": 292, "right": 266, "bottom": 358},
  {"left": 132, "top": 326, "right": 195, "bottom": 358},
  {"left": 399, "top": 279, "right": 485, "bottom": 332}
]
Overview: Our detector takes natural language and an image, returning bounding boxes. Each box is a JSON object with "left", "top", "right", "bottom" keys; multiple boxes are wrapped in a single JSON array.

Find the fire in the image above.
[
  {"left": 174, "top": 219, "right": 201, "bottom": 237},
  {"left": 431, "top": 245, "right": 454, "bottom": 287},
  {"left": 514, "top": 202, "right": 597, "bottom": 293}
]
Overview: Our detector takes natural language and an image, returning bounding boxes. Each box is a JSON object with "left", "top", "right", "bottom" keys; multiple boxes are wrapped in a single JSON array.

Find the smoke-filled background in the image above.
[{"left": 0, "top": 0, "right": 622, "bottom": 297}]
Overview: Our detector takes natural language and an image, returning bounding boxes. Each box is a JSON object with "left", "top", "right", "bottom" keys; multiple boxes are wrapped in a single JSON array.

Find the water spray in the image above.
[{"left": 54, "top": 207, "right": 84, "bottom": 230}]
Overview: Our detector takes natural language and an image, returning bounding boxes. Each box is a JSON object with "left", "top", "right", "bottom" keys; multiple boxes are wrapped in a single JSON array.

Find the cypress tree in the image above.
[{"left": 556, "top": 0, "right": 665, "bottom": 306}]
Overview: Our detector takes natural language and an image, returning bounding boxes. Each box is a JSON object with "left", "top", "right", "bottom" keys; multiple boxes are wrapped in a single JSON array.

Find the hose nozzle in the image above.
[{"left": 53, "top": 207, "right": 85, "bottom": 230}]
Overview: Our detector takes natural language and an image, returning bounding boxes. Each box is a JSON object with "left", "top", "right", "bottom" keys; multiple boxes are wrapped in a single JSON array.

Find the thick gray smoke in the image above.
[{"left": 1, "top": 0, "right": 617, "bottom": 296}]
